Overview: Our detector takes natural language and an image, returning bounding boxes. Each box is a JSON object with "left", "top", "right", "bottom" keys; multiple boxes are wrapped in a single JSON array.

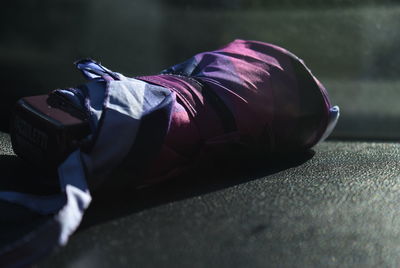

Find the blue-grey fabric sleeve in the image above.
[{"left": 0, "top": 60, "right": 174, "bottom": 246}]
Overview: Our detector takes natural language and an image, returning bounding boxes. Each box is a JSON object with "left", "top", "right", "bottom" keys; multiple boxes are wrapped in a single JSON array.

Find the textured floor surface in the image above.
[{"left": 0, "top": 134, "right": 393, "bottom": 267}]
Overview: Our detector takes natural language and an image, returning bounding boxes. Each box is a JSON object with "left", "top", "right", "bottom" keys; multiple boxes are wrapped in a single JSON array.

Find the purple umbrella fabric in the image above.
[
  {"left": 137, "top": 39, "right": 339, "bottom": 183},
  {"left": 0, "top": 39, "right": 338, "bottom": 266}
]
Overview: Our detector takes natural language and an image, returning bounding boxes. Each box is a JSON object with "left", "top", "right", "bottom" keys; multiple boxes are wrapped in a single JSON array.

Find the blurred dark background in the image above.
[{"left": 1, "top": 0, "right": 400, "bottom": 139}]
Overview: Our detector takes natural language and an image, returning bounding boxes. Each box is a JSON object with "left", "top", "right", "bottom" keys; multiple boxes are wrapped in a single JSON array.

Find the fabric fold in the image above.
[{"left": 0, "top": 60, "right": 175, "bottom": 247}]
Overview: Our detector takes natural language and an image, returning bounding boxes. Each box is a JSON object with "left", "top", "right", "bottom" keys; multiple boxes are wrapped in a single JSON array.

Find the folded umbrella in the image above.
[{"left": 0, "top": 39, "right": 339, "bottom": 267}]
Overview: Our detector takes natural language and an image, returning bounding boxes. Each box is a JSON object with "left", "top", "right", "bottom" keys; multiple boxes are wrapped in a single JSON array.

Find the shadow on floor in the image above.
[
  {"left": 80, "top": 150, "right": 315, "bottom": 230},
  {"left": 0, "top": 147, "right": 314, "bottom": 265}
]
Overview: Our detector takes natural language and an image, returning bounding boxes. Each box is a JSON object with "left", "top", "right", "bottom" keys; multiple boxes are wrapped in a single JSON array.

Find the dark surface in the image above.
[
  {"left": 0, "top": 132, "right": 396, "bottom": 267},
  {"left": 2, "top": 2, "right": 400, "bottom": 267}
]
